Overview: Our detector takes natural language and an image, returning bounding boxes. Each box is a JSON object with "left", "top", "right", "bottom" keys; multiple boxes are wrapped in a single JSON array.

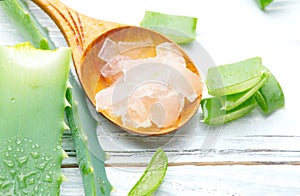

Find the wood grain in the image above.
[{"left": 1, "top": 1, "right": 300, "bottom": 195}]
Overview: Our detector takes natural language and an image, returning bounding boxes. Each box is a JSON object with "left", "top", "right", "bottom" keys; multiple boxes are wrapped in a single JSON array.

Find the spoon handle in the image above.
[{"left": 32, "top": 0, "right": 122, "bottom": 64}]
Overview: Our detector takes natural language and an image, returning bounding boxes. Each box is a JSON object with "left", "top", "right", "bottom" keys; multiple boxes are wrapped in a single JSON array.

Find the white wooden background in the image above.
[{"left": 1, "top": 0, "right": 300, "bottom": 195}]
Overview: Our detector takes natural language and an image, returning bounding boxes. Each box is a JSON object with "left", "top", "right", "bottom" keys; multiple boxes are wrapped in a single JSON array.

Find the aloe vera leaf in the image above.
[
  {"left": 201, "top": 96, "right": 257, "bottom": 125},
  {"left": 255, "top": 0, "right": 274, "bottom": 10},
  {"left": 128, "top": 148, "right": 168, "bottom": 196},
  {"left": 0, "top": 0, "right": 55, "bottom": 49},
  {"left": 140, "top": 10, "right": 197, "bottom": 44},
  {"left": 66, "top": 73, "right": 113, "bottom": 195},
  {"left": 254, "top": 70, "right": 285, "bottom": 114},
  {"left": 0, "top": 42, "right": 70, "bottom": 195},
  {"left": 3, "top": 0, "right": 114, "bottom": 194},
  {"left": 206, "top": 57, "right": 265, "bottom": 96},
  {"left": 219, "top": 71, "right": 270, "bottom": 110}
]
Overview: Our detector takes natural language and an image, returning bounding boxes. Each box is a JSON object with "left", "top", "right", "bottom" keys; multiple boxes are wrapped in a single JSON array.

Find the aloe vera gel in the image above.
[
  {"left": 0, "top": 43, "right": 71, "bottom": 195},
  {"left": 202, "top": 57, "right": 284, "bottom": 125}
]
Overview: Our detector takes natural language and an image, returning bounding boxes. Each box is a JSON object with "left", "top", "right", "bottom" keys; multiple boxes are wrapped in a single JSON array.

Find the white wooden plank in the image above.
[{"left": 61, "top": 165, "right": 300, "bottom": 196}]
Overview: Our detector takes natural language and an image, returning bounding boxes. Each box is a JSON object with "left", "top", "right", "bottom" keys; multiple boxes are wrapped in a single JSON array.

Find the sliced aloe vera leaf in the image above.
[
  {"left": 201, "top": 96, "right": 257, "bottom": 125},
  {"left": 128, "top": 148, "right": 168, "bottom": 196},
  {"left": 254, "top": 70, "right": 285, "bottom": 114},
  {"left": 0, "top": 42, "right": 71, "bottom": 195},
  {"left": 255, "top": 0, "right": 274, "bottom": 10},
  {"left": 219, "top": 71, "right": 270, "bottom": 110},
  {"left": 206, "top": 57, "right": 265, "bottom": 96},
  {"left": 0, "top": 0, "right": 55, "bottom": 49},
  {"left": 3, "top": 0, "right": 114, "bottom": 194},
  {"left": 140, "top": 10, "right": 197, "bottom": 44},
  {"left": 66, "top": 73, "right": 113, "bottom": 195}
]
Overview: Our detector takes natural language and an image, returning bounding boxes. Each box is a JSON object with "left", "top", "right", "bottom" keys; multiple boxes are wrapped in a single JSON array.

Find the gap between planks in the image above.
[{"left": 62, "top": 160, "right": 300, "bottom": 168}]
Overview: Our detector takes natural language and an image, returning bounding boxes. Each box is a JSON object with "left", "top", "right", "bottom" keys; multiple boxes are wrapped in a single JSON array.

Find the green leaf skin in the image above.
[
  {"left": 66, "top": 73, "right": 113, "bottom": 196},
  {"left": 0, "top": 42, "right": 71, "bottom": 195},
  {"left": 2, "top": 0, "right": 114, "bottom": 194},
  {"left": 128, "top": 148, "right": 168, "bottom": 196},
  {"left": 219, "top": 71, "right": 270, "bottom": 111},
  {"left": 255, "top": 0, "right": 274, "bottom": 10},
  {"left": 206, "top": 57, "right": 265, "bottom": 96},
  {"left": 254, "top": 70, "right": 285, "bottom": 114},
  {"left": 201, "top": 96, "right": 257, "bottom": 125},
  {"left": 0, "top": 0, "right": 55, "bottom": 50},
  {"left": 141, "top": 10, "right": 197, "bottom": 44}
]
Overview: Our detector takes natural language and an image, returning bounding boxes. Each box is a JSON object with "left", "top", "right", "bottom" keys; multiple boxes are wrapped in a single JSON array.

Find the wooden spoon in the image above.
[{"left": 33, "top": 0, "right": 203, "bottom": 135}]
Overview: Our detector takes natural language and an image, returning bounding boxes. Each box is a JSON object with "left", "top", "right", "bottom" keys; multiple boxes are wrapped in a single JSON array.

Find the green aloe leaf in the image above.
[
  {"left": 0, "top": 42, "right": 71, "bottom": 195},
  {"left": 254, "top": 69, "right": 285, "bottom": 114},
  {"left": 66, "top": 73, "right": 113, "bottom": 195},
  {"left": 206, "top": 57, "right": 264, "bottom": 96},
  {"left": 1, "top": 0, "right": 113, "bottom": 195},
  {"left": 219, "top": 71, "right": 269, "bottom": 111},
  {"left": 255, "top": 0, "right": 274, "bottom": 10},
  {"left": 141, "top": 10, "right": 197, "bottom": 44},
  {"left": 201, "top": 96, "right": 257, "bottom": 125},
  {"left": 128, "top": 148, "right": 168, "bottom": 196},
  {"left": 0, "top": 0, "right": 55, "bottom": 49}
]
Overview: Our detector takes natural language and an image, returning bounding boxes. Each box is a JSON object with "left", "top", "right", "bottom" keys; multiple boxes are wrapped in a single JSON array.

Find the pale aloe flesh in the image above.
[{"left": 0, "top": 42, "right": 71, "bottom": 195}]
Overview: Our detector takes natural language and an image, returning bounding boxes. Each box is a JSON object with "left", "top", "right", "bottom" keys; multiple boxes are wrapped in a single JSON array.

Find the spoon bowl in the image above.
[{"left": 33, "top": 0, "right": 203, "bottom": 135}]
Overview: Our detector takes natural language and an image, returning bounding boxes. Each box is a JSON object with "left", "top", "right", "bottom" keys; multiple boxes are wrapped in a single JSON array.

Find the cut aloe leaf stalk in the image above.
[
  {"left": 66, "top": 73, "right": 114, "bottom": 195},
  {"left": 255, "top": 0, "right": 274, "bottom": 10},
  {"left": 219, "top": 71, "right": 269, "bottom": 111},
  {"left": 0, "top": 42, "right": 71, "bottom": 195},
  {"left": 140, "top": 10, "right": 197, "bottom": 44},
  {"left": 206, "top": 57, "right": 264, "bottom": 96},
  {"left": 0, "top": 0, "right": 55, "bottom": 49},
  {"left": 201, "top": 96, "right": 257, "bottom": 125},
  {"left": 254, "top": 70, "right": 285, "bottom": 114},
  {"left": 128, "top": 148, "right": 168, "bottom": 196},
  {"left": 202, "top": 56, "right": 284, "bottom": 125},
  {"left": 1, "top": 0, "right": 114, "bottom": 194}
]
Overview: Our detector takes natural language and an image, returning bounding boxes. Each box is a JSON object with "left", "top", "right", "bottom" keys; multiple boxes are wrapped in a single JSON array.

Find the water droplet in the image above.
[
  {"left": 28, "top": 178, "right": 35, "bottom": 185},
  {"left": 36, "top": 162, "right": 48, "bottom": 170},
  {"left": 23, "top": 188, "right": 29, "bottom": 194},
  {"left": 45, "top": 155, "right": 52, "bottom": 161},
  {"left": 16, "top": 138, "right": 22, "bottom": 145},
  {"left": 7, "top": 145, "right": 12, "bottom": 151},
  {"left": 3, "top": 159, "right": 14, "bottom": 168},
  {"left": 44, "top": 175, "right": 53, "bottom": 183},
  {"left": 11, "top": 98, "right": 16, "bottom": 103},
  {"left": 34, "top": 185, "right": 38, "bottom": 192},
  {"left": 31, "top": 152, "right": 40, "bottom": 159},
  {"left": 17, "top": 156, "right": 28, "bottom": 166},
  {"left": 9, "top": 169, "right": 16, "bottom": 176}
]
